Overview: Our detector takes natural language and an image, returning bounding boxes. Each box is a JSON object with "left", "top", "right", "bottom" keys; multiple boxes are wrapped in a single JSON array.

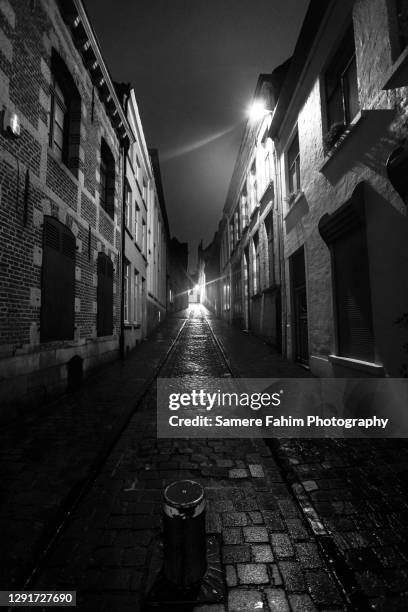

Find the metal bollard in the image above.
[{"left": 163, "top": 480, "right": 207, "bottom": 586}]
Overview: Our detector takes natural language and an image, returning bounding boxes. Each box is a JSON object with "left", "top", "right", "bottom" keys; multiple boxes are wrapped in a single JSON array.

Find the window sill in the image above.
[
  {"left": 284, "top": 190, "right": 304, "bottom": 215},
  {"left": 124, "top": 323, "right": 141, "bottom": 330},
  {"left": 328, "top": 354, "right": 385, "bottom": 376},
  {"left": 47, "top": 147, "right": 80, "bottom": 183},
  {"left": 259, "top": 180, "right": 274, "bottom": 206},
  {"left": 319, "top": 111, "right": 366, "bottom": 172},
  {"left": 382, "top": 45, "right": 408, "bottom": 90}
]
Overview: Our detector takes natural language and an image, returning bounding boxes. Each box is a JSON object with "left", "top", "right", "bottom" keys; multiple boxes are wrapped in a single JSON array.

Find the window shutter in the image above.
[
  {"left": 97, "top": 254, "right": 113, "bottom": 336},
  {"left": 333, "top": 229, "right": 374, "bottom": 362},
  {"left": 41, "top": 217, "right": 75, "bottom": 341},
  {"left": 318, "top": 182, "right": 375, "bottom": 362}
]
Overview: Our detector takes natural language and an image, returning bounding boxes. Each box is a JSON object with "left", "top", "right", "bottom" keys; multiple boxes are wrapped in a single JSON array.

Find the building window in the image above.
[
  {"left": 252, "top": 234, "right": 260, "bottom": 295},
  {"left": 397, "top": 0, "right": 408, "bottom": 51},
  {"left": 97, "top": 253, "right": 113, "bottom": 337},
  {"left": 134, "top": 269, "right": 141, "bottom": 324},
  {"left": 248, "top": 161, "right": 257, "bottom": 213},
  {"left": 134, "top": 204, "right": 140, "bottom": 244},
  {"left": 100, "top": 139, "right": 115, "bottom": 218},
  {"left": 229, "top": 218, "right": 234, "bottom": 254},
  {"left": 48, "top": 50, "right": 81, "bottom": 170},
  {"left": 142, "top": 178, "right": 147, "bottom": 204},
  {"left": 234, "top": 209, "right": 240, "bottom": 244},
  {"left": 265, "top": 152, "right": 272, "bottom": 187},
  {"left": 124, "top": 180, "right": 132, "bottom": 231},
  {"left": 142, "top": 220, "right": 147, "bottom": 256},
  {"left": 287, "top": 132, "right": 300, "bottom": 196},
  {"left": 319, "top": 183, "right": 374, "bottom": 363},
  {"left": 265, "top": 212, "right": 274, "bottom": 286},
  {"left": 49, "top": 77, "right": 68, "bottom": 162},
  {"left": 325, "top": 26, "right": 359, "bottom": 136},
  {"left": 241, "top": 187, "right": 249, "bottom": 228},
  {"left": 124, "top": 260, "right": 130, "bottom": 323},
  {"left": 40, "top": 216, "right": 75, "bottom": 342}
]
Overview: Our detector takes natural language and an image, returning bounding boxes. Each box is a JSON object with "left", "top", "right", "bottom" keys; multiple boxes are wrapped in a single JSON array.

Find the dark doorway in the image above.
[
  {"left": 290, "top": 246, "right": 309, "bottom": 364},
  {"left": 67, "top": 355, "right": 83, "bottom": 391}
]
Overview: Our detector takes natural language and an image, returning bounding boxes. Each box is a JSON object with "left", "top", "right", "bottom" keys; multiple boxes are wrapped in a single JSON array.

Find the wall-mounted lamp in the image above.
[
  {"left": 2, "top": 109, "right": 21, "bottom": 138},
  {"left": 248, "top": 100, "right": 272, "bottom": 122}
]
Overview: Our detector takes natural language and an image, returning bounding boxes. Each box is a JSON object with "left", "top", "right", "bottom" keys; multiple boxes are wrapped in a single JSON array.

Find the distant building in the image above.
[
  {"left": 116, "top": 83, "right": 149, "bottom": 354},
  {"left": 148, "top": 149, "right": 169, "bottom": 332},
  {"left": 167, "top": 238, "right": 189, "bottom": 312},
  {"left": 198, "top": 232, "right": 221, "bottom": 316},
  {"left": 0, "top": 0, "right": 133, "bottom": 418},
  {"left": 219, "top": 73, "right": 282, "bottom": 349}
]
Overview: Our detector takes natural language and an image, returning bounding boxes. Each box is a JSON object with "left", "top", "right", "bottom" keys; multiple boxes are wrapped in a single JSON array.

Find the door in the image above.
[{"left": 291, "top": 247, "right": 309, "bottom": 364}]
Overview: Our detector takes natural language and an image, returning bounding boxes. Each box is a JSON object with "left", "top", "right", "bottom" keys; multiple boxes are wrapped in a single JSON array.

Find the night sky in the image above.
[{"left": 84, "top": 0, "right": 309, "bottom": 269}]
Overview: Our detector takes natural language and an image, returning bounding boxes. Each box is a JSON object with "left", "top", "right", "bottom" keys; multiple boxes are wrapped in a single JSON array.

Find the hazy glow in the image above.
[
  {"left": 248, "top": 100, "right": 269, "bottom": 121},
  {"left": 161, "top": 123, "right": 240, "bottom": 161}
]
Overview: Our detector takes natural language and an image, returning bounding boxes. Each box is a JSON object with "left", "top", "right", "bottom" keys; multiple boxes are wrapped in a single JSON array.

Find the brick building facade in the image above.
[
  {"left": 0, "top": 0, "right": 133, "bottom": 418},
  {"left": 218, "top": 0, "right": 408, "bottom": 378}
]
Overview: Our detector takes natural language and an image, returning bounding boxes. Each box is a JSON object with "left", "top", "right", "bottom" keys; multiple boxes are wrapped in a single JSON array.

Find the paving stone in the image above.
[
  {"left": 289, "top": 593, "right": 318, "bottom": 612},
  {"left": 305, "top": 570, "right": 343, "bottom": 606},
  {"left": 278, "top": 560, "right": 306, "bottom": 592},
  {"left": 270, "top": 533, "right": 294, "bottom": 558},
  {"left": 277, "top": 499, "right": 301, "bottom": 518},
  {"left": 295, "top": 542, "right": 323, "bottom": 569},
  {"left": 270, "top": 563, "right": 283, "bottom": 586},
  {"left": 262, "top": 510, "right": 285, "bottom": 531},
  {"left": 243, "top": 526, "right": 269, "bottom": 543},
  {"left": 248, "top": 511, "right": 263, "bottom": 524},
  {"left": 229, "top": 468, "right": 249, "bottom": 479},
  {"left": 222, "top": 545, "right": 251, "bottom": 564},
  {"left": 222, "top": 512, "right": 248, "bottom": 527},
  {"left": 249, "top": 464, "right": 265, "bottom": 478},
  {"left": 225, "top": 564, "right": 237, "bottom": 587},
  {"left": 265, "top": 587, "right": 290, "bottom": 612},
  {"left": 234, "top": 496, "right": 259, "bottom": 512},
  {"left": 216, "top": 459, "right": 234, "bottom": 468},
  {"left": 302, "top": 480, "right": 319, "bottom": 492},
  {"left": 251, "top": 544, "right": 274, "bottom": 562},
  {"left": 211, "top": 499, "right": 234, "bottom": 513},
  {"left": 237, "top": 563, "right": 269, "bottom": 585},
  {"left": 206, "top": 512, "right": 222, "bottom": 534},
  {"left": 228, "top": 588, "right": 265, "bottom": 611},
  {"left": 223, "top": 527, "right": 242, "bottom": 544},
  {"left": 285, "top": 518, "right": 310, "bottom": 541}
]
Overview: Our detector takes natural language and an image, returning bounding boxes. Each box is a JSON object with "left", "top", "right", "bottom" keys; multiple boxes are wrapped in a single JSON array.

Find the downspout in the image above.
[
  {"left": 119, "top": 88, "right": 130, "bottom": 360},
  {"left": 273, "top": 146, "right": 287, "bottom": 359}
]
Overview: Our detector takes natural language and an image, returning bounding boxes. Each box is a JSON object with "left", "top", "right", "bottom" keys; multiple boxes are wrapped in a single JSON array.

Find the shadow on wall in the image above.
[
  {"left": 67, "top": 355, "right": 83, "bottom": 392},
  {"left": 365, "top": 183, "right": 408, "bottom": 376},
  {"left": 320, "top": 109, "right": 396, "bottom": 185}
]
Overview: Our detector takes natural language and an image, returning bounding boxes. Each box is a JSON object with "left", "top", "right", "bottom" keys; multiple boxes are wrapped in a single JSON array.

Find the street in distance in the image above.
[{"left": 168, "top": 415, "right": 389, "bottom": 430}]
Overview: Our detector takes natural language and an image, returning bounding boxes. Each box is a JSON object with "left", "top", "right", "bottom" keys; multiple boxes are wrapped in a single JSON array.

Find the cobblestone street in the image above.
[{"left": 1, "top": 308, "right": 408, "bottom": 611}]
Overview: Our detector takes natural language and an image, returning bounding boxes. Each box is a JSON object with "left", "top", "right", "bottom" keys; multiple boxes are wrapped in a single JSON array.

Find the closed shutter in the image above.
[
  {"left": 97, "top": 253, "right": 113, "bottom": 336},
  {"left": 41, "top": 216, "right": 75, "bottom": 342},
  {"left": 333, "top": 227, "right": 374, "bottom": 361}
]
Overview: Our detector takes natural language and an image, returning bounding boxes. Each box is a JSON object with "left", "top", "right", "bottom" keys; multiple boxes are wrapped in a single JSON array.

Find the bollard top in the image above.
[{"left": 163, "top": 480, "right": 205, "bottom": 518}]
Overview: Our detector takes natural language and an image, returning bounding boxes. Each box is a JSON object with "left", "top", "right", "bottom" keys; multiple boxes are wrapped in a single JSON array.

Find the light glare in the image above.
[{"left": 249, "top": 100, "right": 267, "bottom": 121}]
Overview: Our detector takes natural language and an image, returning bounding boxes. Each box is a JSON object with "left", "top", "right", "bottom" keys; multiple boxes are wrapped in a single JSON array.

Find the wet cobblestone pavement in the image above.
[{"left": 1, "top": 307, "right": 408, "bottom": 611}]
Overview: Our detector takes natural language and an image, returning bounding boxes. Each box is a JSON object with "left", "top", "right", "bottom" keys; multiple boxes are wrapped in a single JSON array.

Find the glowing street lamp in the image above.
[{"left": 248, "top": 100, "right": 272, "bottom": 121}]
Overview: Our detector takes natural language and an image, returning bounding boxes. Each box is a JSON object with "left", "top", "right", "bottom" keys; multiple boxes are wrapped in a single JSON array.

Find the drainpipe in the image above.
[
  {"left": 273, "top": 147, "right": 287, "bottom": 359},
  {"left": 119, "top": 87, "right": 130, "bottom": 360}
]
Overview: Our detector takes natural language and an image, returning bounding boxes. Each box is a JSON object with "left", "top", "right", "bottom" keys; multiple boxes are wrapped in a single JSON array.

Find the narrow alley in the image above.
[{"left": 1, "top": 307, "right": 407, "bottom": 611}]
